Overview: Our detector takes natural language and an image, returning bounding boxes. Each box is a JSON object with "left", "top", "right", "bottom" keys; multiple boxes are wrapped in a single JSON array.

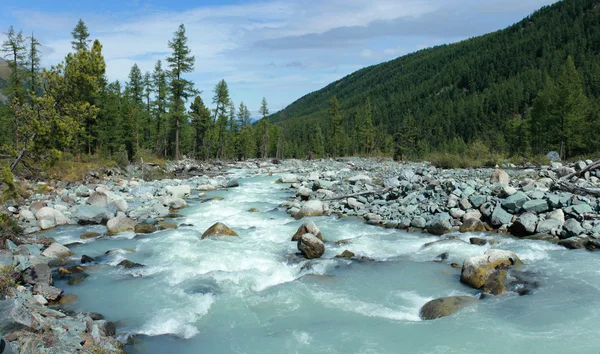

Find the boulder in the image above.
[
  {"left": 292, "top": 221, "right": 323, "bottom": 241},
  {"left": 536, "top": 219, "right": 562, "bottom": 235},
  {"left": 296, "top": 200, "right": 325, "bottom": 219},
  {"left": 347, "top": 197, "right": 364, "bottom": 209},
  {"left": 76, "top": 205, "right": 113, "bottom": 225},
  {"left": 490, "top": 169, "right": 510, "bottom": 185},
  {"left": 460, "top": 249, "right": 522, "bottom": 289},
  {"left": 106, "top": 216, "right": 136, "bottom": 235},
  {"left": 335, "top": 250, "right": 355, "bottom": 259},
  {"left": 501, "top": 192, "right": 528, "bottom": 213},
  {"left": 33, "top": 283, "right": 63, "bottom": 301},
  {"left": 166, "top": 185, "right": 191, "bottom": 199},
  {"left": 277, "top": 174, "right": 298, "bottom": 183},
  {"left": 157, "top": 222, "right": 178, "bottom": 230},
  {"left": 158, "top": 196, "right": 187, "bottom": 209},
  {"left": 0, "top": 299, "right": 35, "bottom": 333},
  {"left": 81, "top": 255, "right": 95, "bottom": 264},
  {"left": 117, "top": 260, "right": 144, "bottom": 269},
  {"left": 419, "top": 296, "right": 478, "bottom": 320},
  {"left": 297, "top": 234, "right": 325, "bottom": 259},
  {"left": 469, "top": 237, "right": 488, "bottom": 246},
  {"left": 522, "top": 199, "right": 549, "bottom": 214},
  {"left": 87, "top": 191, "right": 109, "bottom": 207},
  {"left": 510, "top": 212, "right": 538, "bottom": 236},
  {"left": 426, "top": 213, "right": 452, "bottom": 235},
  {"left": 29, "top": 201, "right": 47, "bottom": 213},
  {"left": 298, "top": 187, "right": 312, "bottom": 200},
  {"left": 490, "top": 205, "right": 513, "bottom": 227},
  {"left": 562, "top": 219, "right": 585, "bottom": 238},
  {"left": 22, "top": 263, "right": 52, "bottom": 286},
  {"left": 201, "top": 222, "right": 238, "bottom": 239},
  {"left": 41, "top": 243, "right": 73, "bottom": 259},
  {"left": 35, "top": 207, "right": 57, "bottom": 230},
  {"left": 134, "top": 224, "right": 156, "bottom": 234},
  {"left": 459, "top": 218, "right": 486, "bottom": 233},
  {"left": 463, "top": 210, "right": 482, "bottom": 221}
]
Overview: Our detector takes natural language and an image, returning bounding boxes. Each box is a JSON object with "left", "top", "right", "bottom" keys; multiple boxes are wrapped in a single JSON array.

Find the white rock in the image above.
[
  {"left": 166, "top": 185, "right": 191, "bottom": 199},
  {"left": 36, "top": 207, "right": 57, "bottom": 230},
  {"left": 33, "top": 294, "right": 48, "bottom": 305},
  {"left": 42, "top": 243, "right": 73, "bottom": 259},
  {"left": 348, "top": 174, "right": 372, "bottom": 184}
]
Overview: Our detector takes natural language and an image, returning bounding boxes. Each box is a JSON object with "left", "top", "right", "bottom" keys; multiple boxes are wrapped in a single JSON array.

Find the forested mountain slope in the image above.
[{"left": 269, "top": 0, "right": 600, "bottom": 159}]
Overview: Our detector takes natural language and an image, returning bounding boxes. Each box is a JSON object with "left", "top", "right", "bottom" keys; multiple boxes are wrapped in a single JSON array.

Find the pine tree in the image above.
[
  {"left": 126, "top": 64, "right": 144, "bottom": 152},
  {"left": 190, "top": 96, "right": 211, "bottom": 159},
  {"left": 142, "top": 71, "right": 153, "bottom": 148},
  {"left": 166, "top": 24, "right": 196, "bottom": 160},
  {"left": 357, "top": 98, "right": 375, "bottom": 155},
  {"left": 71, "top": 19, "right": 91, "bottom": 52},
  {"left": 394, "top": 110, "right": 419, "bottom": 161},
  {"left": 237, "top": 102, "right": 251, "bottom": 129},
  {"left": 259, "top": 97, "right": 269, "bottom": 118},
  {"left": 27, "top": 33, "right": 41, "bottom": 95},
  {"left": 152, "top": 60, "right": 168, "bottom": 157},
  {"left": 211, "top": 79, "right": 230, "bottom": 159},
  {"left": 1, "top": 26, "right": 27, "bottom": 149}
]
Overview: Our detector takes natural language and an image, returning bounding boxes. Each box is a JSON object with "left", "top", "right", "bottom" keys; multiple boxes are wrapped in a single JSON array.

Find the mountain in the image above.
[{"left": 269, "top": 0, "right": 600, "bottom": 158}]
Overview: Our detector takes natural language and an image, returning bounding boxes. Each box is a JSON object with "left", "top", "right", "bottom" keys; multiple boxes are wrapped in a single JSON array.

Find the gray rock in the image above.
[
  {"left": 297, "top": 234, "right": 325, "bottom": 259},
  {"left": 33, "top": 283, "right": 63, "bottom": 301},
  {"left": 536, "top": 219, "right": 562, "bottom": 235},
  {"left": 76, "top": 205, "right": 113, "bottom": 225},
  {"left": 490, "top": 205, "right": 513, "bottom": 227},
  {"left": 426, "top": 213, "right": 452, "bottom": 235},
  {"left": 0, "top": 299, "right": 35, "bottom": 333},
  {"left": 469, "top": 195, "right": 487, "bottom": 208},
  {"left": 348, "top": 174, "right": 372, "bottom": 184},
  {"left": 522, "top": 199, "right": 549, "bottom": 214},
  {"left": 490, "top": 169, "right": 510, "bottom": 185},
  {"left": 571, "top": 203, "right": 593, "bottom": 216},
  {"left": 510, "top": 212, "right": 538, "bottom": 236},
  {"left": 411, "top": 217, "right": 426, "bottom": 229},
  {"left": 106, "top": 216, "right": 136, "bottom": 235},
  {"left": 166, "top": 185, "right": 191, "bottom": 199},
  {"left": 347, "top": 197, "right": 364, "bottom": 209},
  {"left": 419, "top": 296, "right": 478, "bottom": 320},
  {"left": 502, "top": 191, "right": 528, "bottom": 213},
  {"left": 556, "top": 166, "right": 576, "bottom": 178},
  {"left": 23, "top": 263, "right": 52, "bottom": 286},
  {"left": 562, "top": 219, "right": 585, "bottom": 238},
  {"left": 292, "top": 221, "right": 323, "bottom": 241},
  {"left": 41, "top": 243, "right": 72, "bottom": 259},
  {"left": 296, "top": 200, "right": 325, "bottom": 219},
  {"left": 546, "top": 209, "right": 565, "bottom": 223},
  {"left": 87, "top": 191, "right": 109, "bottom": 207},
  {"left": 278, "top": 174, "right": 298, "bottom": 183}
]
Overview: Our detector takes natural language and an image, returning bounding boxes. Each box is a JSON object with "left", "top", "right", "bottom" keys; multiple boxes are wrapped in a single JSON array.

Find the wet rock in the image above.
[
  {"left": 201, "top": 222, "right": 238, "bottom": 239},
  {"left": 247, "top": 208, "right": 259, "bottom": 213},
  {"left": 296, "top": 200, "right": 325, "bottom": 219},
  {"left": 106, "top": 216, "right": 136, "bottom": 235},
  {"left": 411, "top": 217, "right": 427, "bottom": 229},
  {"left": 335, "top": 250, "right": 355, "bottom": 259},
  {"left": 76, "top": 205, "right": 113, "bottom": 225},
  {"left": 58, "top": 293, "right": 78, "bottom": 305},
  {"left": 95, "top": 320, "right": 117, "bottom": 337},
  {"left": 117, "top": 260, "right": 144, "bottom": 269},
  {"left": 292, "top": 221, "right": 323, "bottom": 241},
  {"left": 297, "top": 234, "right": 325, "bottom": 259},
  {"left": 422, "top": 238, "right": 467, "bottom": 249},
  {"left": 157, "top": 222, "right": 178, "bottom": 230},
  {"left": 426, "top": 213, "right": 452, "bottom": 235},
  {"left": 134, "top": 223, "right": 156, "bottom": 234},
  {"left": 460, "top": 249, "right": 522, "bottom": 289},
  {"left": 523, "top": 234, "right": 559, "bottom": 243},
  {"left": 419, "top": 296, "right": 478, "bottom": 320},
  {"left": 41, "top": 243, "right": 73, "bottom": 259},
  {"left": 160, "top": 196, "right": 188, "bottom": 209},
  {"left": 510, "top": 212, "right": 538, "bottom": 236},
  {"left": 80, "top": 232, "right": 101, "bottom": 239},
  {"left": 490, "top": 169, "right": 510, "bottom": 185},
  {"left": 81, "top": 255, "right": 94, "bottom": 264},
  {"left": 334, "top": 239, "right": 352, "bottom": 246},
  {"left": 469, "top": 237, "right": 488, "bottom": 246},
  {"left": 201, "top": 196, "right": 223, "bottom": 203},
  {"left": 460, "top": 218, "right": 487, "bottom": 233}
]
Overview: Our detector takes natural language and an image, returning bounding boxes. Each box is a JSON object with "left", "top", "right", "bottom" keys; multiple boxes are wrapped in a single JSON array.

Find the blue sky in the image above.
[{"left": 1, "top": 0, "right": 558, "bottom": 116}]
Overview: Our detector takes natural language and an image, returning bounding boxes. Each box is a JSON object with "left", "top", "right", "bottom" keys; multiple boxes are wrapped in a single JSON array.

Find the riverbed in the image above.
[{"left": 40, "top": 171, "right": 600, "bottom": 354}]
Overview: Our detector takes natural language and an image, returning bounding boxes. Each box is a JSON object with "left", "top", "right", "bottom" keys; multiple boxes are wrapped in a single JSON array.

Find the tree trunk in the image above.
[
  {"left": 175, "top": 117, "right": 180, "bottom": 161},
  {"left": 10, "top": 133, "right": 35, "bottom": 171}
]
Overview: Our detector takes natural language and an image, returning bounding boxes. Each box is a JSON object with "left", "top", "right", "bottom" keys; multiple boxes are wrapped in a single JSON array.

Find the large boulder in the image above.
[
  {"left": 0, "top": 299, "right": 36, "bottom": 333},
  {"left": 426, "top": 213, "right": 452, "bottom": 235},
  {"left": 35, "top": 207, "right": 57, "bottom": 230},
  {"left": 536, "top": 219, "right": 562, "bottom": 235},
  {"left": 522, "top": 199, "right": 549, "bottom": 214},
  {"left": 510, "top": 212, "right": 538, "bottom": 236},
  {"left": 76, "top": 205, "right": 113, "bottom": 225},
  {"left": 277, "top": 174, "right": 298, "bottom": 184},
  {"left": 22, "top": 263, "right": 52, "bottom": 286},
  {"left": 106, "top": 216, "right": 136, "bottom": 235},
  {"left": 460, "top": 249, "right": 522, "bottom": 289},
  {"left": 292, "top": 221, "right": 323, "bottom": 241},
  {"left": 41, "top": 243, "right": 73, "bottom": 259},
  {"left": 419, "top": 296, "right": 478, "bottom": 320},
  {"left": 501, "top": 192, "right": 528, "bottom": 213},
  {"left": 87, "top": 191, "right": 109, "bottom": 207},
  {"left": 459, "top": 218, "right": 487, "bottom": 233},
  {"left": 490, "top": 169, "right": 510, "bottom": 185},
  {"left": 297, "top": 234, "right": 325, "bottom": 259},
  {"left": 296, "top": 200, "right": 325, "bottom": 219},
  {"left": 562, "top": 219, "right": 585, "bottom": 238},
  {"left": 490, "top": 205, "right": 513, "bottom": 227},
  {"left": 134, "top": 223, "right": 156, "bottom": 234},
  {"left": 201, "top": 222, "right": 238, "bottom": 239},
  {"left": 166, "top": 185, "right": 191, "bottom": 199},
  {"left": 158, "top": 196, "right": 187, "bottom": 209}
]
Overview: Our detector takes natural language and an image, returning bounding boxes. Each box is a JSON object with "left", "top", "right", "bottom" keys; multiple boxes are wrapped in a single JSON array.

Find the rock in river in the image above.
[
  {"left": 460, "top": 249, "right": 522, "bottom": 289},
  {"left": 419, "top": 296, "right": 478, "bottom": 320},
  {"left": 297, "top": 234, "right": 325, "bottom": 259},
  {"left": 201, "top": 222, "right": 239, "bottom": 239},
  {"left": 292, "top": 221, "right": 323, "bottom": 241},
  {"left": 41, "top": 243, "right": 73, "bottom": 259},
  {"left": 296, "top": 200, "right": 325, "bottom": 219},
  {"left": 106, "top": 216, "right": 136, "bottom": 235}
]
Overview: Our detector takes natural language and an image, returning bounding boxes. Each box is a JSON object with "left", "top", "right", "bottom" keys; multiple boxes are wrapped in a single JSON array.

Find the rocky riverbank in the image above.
[{"left": 1, "top": 157, "right": 599, "bottom": 351}]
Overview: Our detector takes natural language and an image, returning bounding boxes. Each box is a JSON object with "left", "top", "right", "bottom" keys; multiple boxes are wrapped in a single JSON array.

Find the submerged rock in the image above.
[
  {"left": 201, "top": 222, "right": 238, "bottom": 239},
  {"left": 292, "top": 221, "right": 323, "bottom": 241},
  {"left": 80, "top": 232, "right": 101, "bottom": 239},
  {"left": 460, "top": 249, "right": 522, "bottom": 289},
  {"left": 419, "top": 296, "right": 478, "bottom": 320},
  {"left": 297, "top": 234, "right": 325, "bottom": 259},
  {"left": 118, "top": 260, "right": 145, "bottom": 269},
  {"left": 335, "top": 250, "right": 355, "bottom": 259},
  {"left": 157, "top": 222, "right": 178, "bottom": 230},
  {"left": 134, "top": 223, "right": 156, "bottom": 234}
]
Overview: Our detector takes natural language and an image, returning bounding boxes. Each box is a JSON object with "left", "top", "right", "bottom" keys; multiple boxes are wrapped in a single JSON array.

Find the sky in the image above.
[{"left": 1, "top": 0, "right": 559, "bottom": 116}]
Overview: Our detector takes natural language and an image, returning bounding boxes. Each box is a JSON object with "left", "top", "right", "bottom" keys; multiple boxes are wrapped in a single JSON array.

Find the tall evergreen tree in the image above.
[
  {"left": 152, "top": 60, "right": 168, "bottom": 157},
  {"left": 211, "top": 79, "right": 230, "bottom": 159},
  {"left": 189, "top": 96, "right": 211, "bottom": 159},
  {"left": 27, "top": 33, "right": 41, "bottom": 95},
  {"left": 357, "top": 98, "right": 375, "bottom": 155},
  {"left": 71, "top": 19, "right": 91, "bottom": 52},
  {"left": 259, "top": 97, "right": 269, "bottom": 118},
  {"left": 329, "top": 96, "right": 343, "bottom": 157},
  {"left": 237, "top": 102, "right": 251, "bottom": 128},
  {"left": 1, "top": 26, "right": 27, "bottom": 104},
  {"left": 166, "top": 24, "right": 196, "bottom": 160}
]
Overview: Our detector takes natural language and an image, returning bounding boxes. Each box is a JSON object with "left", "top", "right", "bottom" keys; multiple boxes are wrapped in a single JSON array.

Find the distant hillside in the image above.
[
  {"left": 270, "top": 0, "right": 600, "bottom": 158},
  {"left": 0, "top": 59, "right": 8, "bottom": 104}
]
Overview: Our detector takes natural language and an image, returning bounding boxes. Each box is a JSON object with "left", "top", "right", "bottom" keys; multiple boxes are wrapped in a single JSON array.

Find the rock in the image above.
[
  {"left": 29, "top": 200, "right": 47, "bottom": 213},
  {"left": 426, "top": 213, "right": 452, "bottom": 235},
  {"left": 201, "top": 222, "right": 238, "bottom": 239},
  {"left": 460, "top": 218, "right": 487, "bottom": 233},
  {"left": 33, "top": 294, "right": 48, "bottom": 305},
  {"left": 570, "top": 203, "right": 593, "bottom": 216},
  {"left": 490, "top": 205, "right": 513, "bottom": 227},
  {"left": 41, "top": 243, "right": 73, "bottom": 259},
  {"left": 159, "top": 196, "right": 187, "bottom": 209},
  {"left": 459, "top": 199, "right": 472, "bottom": 210},
  {"left": 297, "top": 234, "right": 325, "bottom": 259},
  {"left": 411, "top": 217, "right": 426, "bottom": 229},
  {"left": 117, "top": 260, "right": 144, "bottom": 269},
  {"left": 463, "top": 210, "right": 482, "bottom": 221},
  {"left": 419, "top": 296, "right": 478, "bottom": 320},
  {"left": 298, "top": 187, "right": 312, "bottom": 200},
  {"left": 0, "top": 299, "right": 35, "bottom": 333},
  {"left": 536, "top": 219, "right": 562, "bottom": 235},
  {"left": 80, "top": 232, "right": 101, "bottom": 239},
  {"left": 522, "top": 199, "right": 549, "bottom": 214},
  {"left": 546, "top": 151, "right": 560, "bottom": 162},
  {"left": 35, "top": 207, "right": 57, "bottom": 230},
  {"left": 335, "top": 250, "right": 355, "bottom": 259},
  {"left": 33, "top": 283, "right": 63, "bottom": 301},
  {"left": 106, "top": 216, "right": 136, "bottom": 235},
  {"left": 292, "top": 221, "right": 323, "bottom": 241},
  {"left": 348, "top": 174, "right": 372, "bottom": 184},
  {"left": 95, "top": 320, "right": 117, "bottom": 337},
  {"left": 501, "top": 192, "right": 528, "bottom": 213},
  {"left": 296, "top": 200, "right": 325, "bottom": 219},
  {"left": 469, "top": 195, "right": 487, "bottom": 208},
  {"left": 546, "top": 209, "right": 565, "bottom": 223},
  {"left": 347, "top": 197, "right": 364, "bottom": 209},
  {"left": 166, "top": 185, "right": 191, "bottom": 199},
  {"left": 75, "top": 185, "right": 90, "bottom": 197},
  {"left": 510, "top": 212, "right": 538, "bottom": 236},
  {"left": 22, "top": 263, "right": 52, "bottom": 286},
  {"left": 556, "top": 166, "right": 576, "bottom": 178},
  {"left": 226, "top": 179, "right": 240, "bottom": 188},
  {"left": 59, "top": 293, "right": 78, "bottom": 305},
  {"left": 76, "top": 205, "right": 113, "bottom": 225},
  {"left": 134, "top": 223, "right": 156, "bottom": 234},
  {"left": 277, "top": 174, "right": 298, "bottom": 183},
  {"left": 469, "top": 237, "right": 488, "bottom": 246},
  {"left": 87, "top": 191, "right": 109, "bottom": 207},
  {"left": 558, "top": 237, "right": 589, "bottom": 250},
  {"left": 523, "top": 234, "right": 559, "bottom": 243},
  {"left": 248, "top": 208, "right": 259, "bottom": 213},
  {"left": 460, "top": 249, "right": 522, "bottom": 289},
  {"left": 562, "top": 219, "right": 585, "bottom": 238},
  {"left": 81, "top": 255, "right": 94, "bottom": 264},
  {"left": 157, "top": 222, "right": 178, "bottom": 230},
  {"left": 490, "top": 169, "right": 510, "bottom": 185}
]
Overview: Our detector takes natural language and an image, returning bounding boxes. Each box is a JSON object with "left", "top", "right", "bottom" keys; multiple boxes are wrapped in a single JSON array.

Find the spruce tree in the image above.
[
  {"left": 211, "top": 79, "right": 230, "bottom": 159},
  {"left": 259, "top": 97, "right": 269, "bottom": 118},
  {"left": 27, "top": 33, "right": 41, "bottom": 95},
  {"left": 166, "top": 24, "right": 196, "bottom": 160},
  {"left": 71, "top": 19, "right": 91, "bottom": 52},
  {"left": 190, "top": 96, "right": 211, "bottom": 159},
  {"left": 152, "top": 60, "right": 168, "bottom": 156},
  {"left": 237, "top": 102, "right": 251, "bottom": 128},
  {"left": 1, "top": 26, "right": 27, "bottom": 104}
]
